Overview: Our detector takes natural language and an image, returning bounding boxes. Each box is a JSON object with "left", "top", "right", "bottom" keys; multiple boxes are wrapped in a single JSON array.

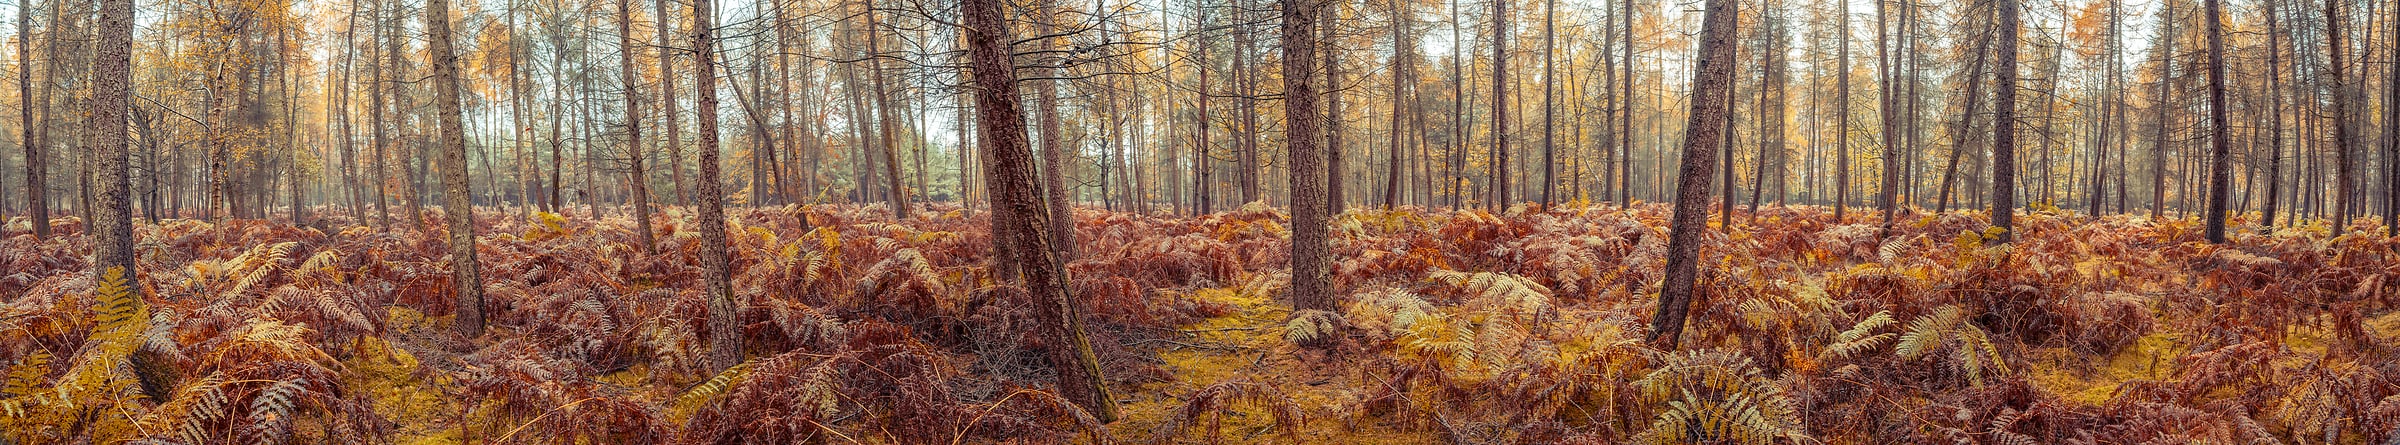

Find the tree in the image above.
[
  {"left": 88, "top": 0, "right": 133, "bottom": 275},
  {"left": 1287, "top": 0, "right": 1334, "bottom": 317},
  {"left": 2323, "top": 0, "right": 2351, "bottom": 236},
  {"left": 1035, "top": 0, "right": 1076, "bottom": 257},
  {"left": 2200, "top": 0, "right": 2230, "bottom": 243},
  {"left": 693, "top": 0, "right": 742, "bottom": 372},
  {"left": 427, "top": 0, "right": 487, "bottom": 338},
  {"left": 865, "top": 2, "right": 908, "bottom": 219},
  {"left": 1489, "top": 0, "right": 1510, "bottom": 209},
  {"left": 1647, "top": 0, "right": 1736, "bottom": 350},
  {"left": 657, "top": 0, "right": 686, "bottom": 207},
  {"left": 18, "top": 0, "right": 43, "bottom": 239},
  {"left": 2259, "top": 0, "right": 2283, "bottom": 230},
  {"left": 1833, "top": 0, "right": 1850, "bottom": 221},
  {"left": 618, "top": 0, "right": 655, "bottom": 251},
  {"left": 1541, "top": 0, "right": 1557, "bottom": 207},
  {"left": 1990, "top": 0, "right": 2018, "bottom": 243},
  {"left": 961, "top": 0, "right": 1117, "bottom": 420},
  {"left": 1877, "top": 0, "right": 1900, "bottom": 231}
]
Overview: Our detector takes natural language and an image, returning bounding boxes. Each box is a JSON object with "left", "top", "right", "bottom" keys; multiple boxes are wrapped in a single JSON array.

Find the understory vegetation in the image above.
[{"left": 3, "top": 203, "right": 2398, "bottom": 444}]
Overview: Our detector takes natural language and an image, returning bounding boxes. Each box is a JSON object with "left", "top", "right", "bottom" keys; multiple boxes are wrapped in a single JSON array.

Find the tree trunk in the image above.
[
  {"left": 427, "top": 0, "right": 486, "bottom": 337},
  {"left": 658, "top": 0, "right": 686, "bottom": 207},
  {"left": 1323, "top": 4, "right": 1344, "bottom": 212},
  {"left": 370, "top": 0, "right": 392, "bottom": 226},
  {"left": 1991, "top": 0, "right": 2018, "bottom": 243},
  {"left": 1833, "top": 0, "right": 1850, "bottom": 221},
  {"left": 1384, "top": 0, "right": 1410, "bottom": 209},
  {"left": 88, "top": 0, "right": 132, "bottom": 276},
  {"left": 2201, "top": 0, "right": 2231, "bottom": 242},
  {"left": 866, "top": 4, "right": 909, "bottom": 219},
  {"left": 1619, "top": 0, "right": 1635, "bottom": 206},
  {"left": 692, "top": 0, "right": 742, "bottom": 372},
  {"left": 619, "top": 0, "right": 655, "bottom": 251},
  {"left": 1541, "top": 0, "right": 1557, "bottom": 207},
  {"left": 1649, "top": 0, "right": 1735, "bottom": 350},
  {"left": 961, "top": 0, "right": 1118, "bottom": 420},
  {"left": 2261, "top": 0, "right": 2283, "bottom": 229},
  {"left": 1490, "top": 0, "right": 1510, "bottom": 209},
  {"left": 17, "top": 0, "right": 44, "bottom": 238},
  {"left": 2325, "top": 0, "right": 2352, "bottom": 236},
  {"left": 2151, "top": 4, "right": 2174, "bottom": 219},
  {"left": 1286, "top": 0, "right": 1334, "bottom": 316},
  {"left": 1034, "top": 0, "right": 1075, "bottom": 256}
]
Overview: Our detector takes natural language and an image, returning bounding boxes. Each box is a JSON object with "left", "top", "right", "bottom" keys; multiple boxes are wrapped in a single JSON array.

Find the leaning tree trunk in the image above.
[
  {"left": 692, "top": 0, "right": 742, "bottom": 373},
  {"left": 1648, "top": 0, "right": 1736, "bottom": 351},
  {"left": 88, "top": 0, "right": 134, "bottom": 276},
  {"left": 427, "top": 0, "right": 487, "bottom": 337},
  {"left": 961, "top": 0, "right": 1118, "bottom": 420}
]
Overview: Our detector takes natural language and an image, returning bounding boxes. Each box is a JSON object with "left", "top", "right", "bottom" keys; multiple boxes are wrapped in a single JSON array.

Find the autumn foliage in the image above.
[{"left": 1, "top": 203, "right": 2397, "bottom": 444}]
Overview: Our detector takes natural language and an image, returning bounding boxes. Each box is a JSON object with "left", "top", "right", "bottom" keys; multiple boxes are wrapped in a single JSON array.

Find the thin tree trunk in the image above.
[
  {"left": 1034, "top": 0, "right": 1075, "bottom": 255},
  {"left": 2202, "top": 0, "right": 2232, "bottom": 242},
  {"left": 619, "top": 0, "right": 655, "bottom": 250},
  {"left": 1834, "top": 0, "right": 1850, "bottom": 221},
  {"left": 1992, "top": 0, "right": 2019, "bottom": 242},
  {"left": 18, "top": 0, "right": 44, "bottom": 238},
  {"left": 659, "top": 0, "right": 686, "bottom": 207},
  {"left": 1490, "top": 0, "right": 1510, "bottom": 209},
  {"left": 2326, "top": 0, "right": 2352, "bottom": 236},
  {"left": 865, "top": 4, "right": 908, "bottom": 219}
]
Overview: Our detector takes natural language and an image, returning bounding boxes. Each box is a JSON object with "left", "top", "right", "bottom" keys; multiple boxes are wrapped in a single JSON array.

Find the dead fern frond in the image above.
[{"left": 1153, "top": 377, "right": 1304, "bottom": 444}]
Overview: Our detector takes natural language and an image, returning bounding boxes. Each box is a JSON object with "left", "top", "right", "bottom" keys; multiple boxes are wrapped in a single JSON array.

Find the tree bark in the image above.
[
  {"left": 1286, "top": 0, "right": 1334, "bottom": 316},
  {"left": 88, "top": 0, "right": 132, "bottom": 276},
  {"left": 2325, "top": 0, "right": 2352, "bottom": 236},
  {"left": 961, "top": 0, "right": 1118, "bottom": 420},
  {"left": 1033, "top": 0, "right": 1076, "bottom": 256},
  {"left": 1833, "top": 0, "right": 1850, "bottom": 221},
  {"left": 427, "top": 0, "right": 486, "bottom": 337},
  {"left": 619, "top": 0, "right": 655, "bottom": 251},
  {"left": 2261, "top": 0, "right": 2282, "bottom": 229},
  {"left": 1323, "top": 3, "right": 1344, "bottom": 212},
  {"left": 2201, "top": 0, "right": 2231, "bottom": 242},
  {"left": 692, "top": 0, "right": 742, "bottom": 372},
  {"left": 18, "top": 0, "right": 44, "bottom": 238},
  {"left": 865, "top": 4, "right": 909, "bottom": 219},
  {"left": 1648, "top": 0, "right": 1735, "bottom": 350},
  {"left": 658, "top": 0, "right": 686, "bottom": 207},
  {"left": 1991, "top": 0, "right": 2018, "bottom": 243},
  {"left": 1490, "top": 0, "right": 1510, "bottom": 209}
]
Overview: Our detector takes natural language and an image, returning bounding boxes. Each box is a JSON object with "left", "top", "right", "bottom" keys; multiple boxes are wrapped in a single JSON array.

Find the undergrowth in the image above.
[{"left": 0, "top": 203, "right": 2395, "bottom": 444}]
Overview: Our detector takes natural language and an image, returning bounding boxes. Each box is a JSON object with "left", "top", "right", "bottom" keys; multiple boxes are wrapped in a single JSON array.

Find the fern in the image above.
[
  {"left": 1429, "top": 270, "right": 1553, "bottom": 324},
  {"left": 1630, "top": 350, "right": 1806, "bottom": 445},
  {"left": 1284, "top": 309, "right": 1343, "bottom": 345},
  {"left": 1818, "top": 310, "right": 1899, "bottom": 363},
  {"left": 1895, "top": 306, "right": 2008, "bottom": 387},
  {"left": 1154, "top": 377, "right": 1304, "bottom": 444}
]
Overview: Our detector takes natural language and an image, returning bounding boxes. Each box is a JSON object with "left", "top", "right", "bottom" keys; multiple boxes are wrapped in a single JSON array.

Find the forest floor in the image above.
[{"left": 3, "top": 203, "right": 2398, "bottom": 444}]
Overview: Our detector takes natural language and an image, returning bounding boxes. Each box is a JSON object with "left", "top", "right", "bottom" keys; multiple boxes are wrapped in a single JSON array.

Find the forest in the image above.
[{"left": 1, "top": 0, "right": 2399, "bottom": 440}]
